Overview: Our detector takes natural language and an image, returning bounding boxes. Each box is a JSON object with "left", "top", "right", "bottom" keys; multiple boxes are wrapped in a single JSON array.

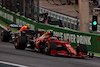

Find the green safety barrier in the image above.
[
  {"left": 37, "top": 23, "right": 100, "bottom": 52},
  {"left": 0, "top": 6, "right": 100, "bottom": 53},
  {"left": 0, "top": 6, "right": 15, "bottom": 24},
  {"left": 51, "top": 20, "right": 61, "bottom": 25},
  {"left": 15, "top": 14, "right": 36, "bottom": 30},
  {"left": 39, "top": 20, "right": 61, "bottom": 26}
]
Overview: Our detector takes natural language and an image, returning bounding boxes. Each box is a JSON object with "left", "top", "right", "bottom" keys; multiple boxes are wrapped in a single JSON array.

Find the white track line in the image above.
[{"left": 0, "top": 61, "right": 28, "bottom": 67}]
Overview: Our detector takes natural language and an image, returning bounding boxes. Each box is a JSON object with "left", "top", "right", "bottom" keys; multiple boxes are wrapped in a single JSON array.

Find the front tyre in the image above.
[
  {"left": 44, "top": 41, "right": 56, "bottom": 55},
  {"left": 76, "top": 44, "right": 88, "bottom": 56}
]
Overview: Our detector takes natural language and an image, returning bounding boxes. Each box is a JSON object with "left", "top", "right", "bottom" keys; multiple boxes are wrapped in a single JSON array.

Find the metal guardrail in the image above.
[
  {"left": 40, "top": 7, "right": 100, "bottom": 32},
  {"left": 40, "top": 7, "right": 79, "bottom": 22},
  {"left": 40, "top": 7, "right": 80, "bottom": 30}
]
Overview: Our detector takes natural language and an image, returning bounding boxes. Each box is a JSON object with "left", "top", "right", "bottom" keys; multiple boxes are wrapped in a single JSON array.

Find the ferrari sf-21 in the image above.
[{"left": 13, "top": 30, "right": 93, "bottom": 58}]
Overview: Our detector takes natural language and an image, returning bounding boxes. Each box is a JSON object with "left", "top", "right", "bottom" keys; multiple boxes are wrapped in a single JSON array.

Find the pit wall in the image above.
[{"left": 0, "top": 6, "right": 100, "bottom": 53}]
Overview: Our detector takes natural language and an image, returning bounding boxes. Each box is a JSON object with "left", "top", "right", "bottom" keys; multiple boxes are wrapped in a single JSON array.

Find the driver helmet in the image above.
[
  {"left": 48, "top": 30, "right": 53, "bottom": 36},
  {"left": 26, "top": 24, "right": 30, "bottom": 30},
  {"left": 26, "top": 24, "right": 30, "bottom": 26}
]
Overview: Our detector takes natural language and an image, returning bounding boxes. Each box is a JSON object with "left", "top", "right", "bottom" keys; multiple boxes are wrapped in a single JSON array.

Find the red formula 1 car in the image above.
[{"left": 14, "top": 30, "right": 94, "bottom": 58}]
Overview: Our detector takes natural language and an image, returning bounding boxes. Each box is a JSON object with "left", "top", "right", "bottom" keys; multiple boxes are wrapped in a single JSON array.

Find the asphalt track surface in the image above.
[{"left": 0, "top": 28, "right": 100, "bottom": 67}]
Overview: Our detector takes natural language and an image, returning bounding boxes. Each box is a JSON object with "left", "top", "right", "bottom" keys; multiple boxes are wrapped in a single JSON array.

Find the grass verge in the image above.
[
  {"left": 0, "top": 20, "right": 18, "bottom": 32},
  {"left": 88, "top": 51, "right": 100, "bottom": 56}
]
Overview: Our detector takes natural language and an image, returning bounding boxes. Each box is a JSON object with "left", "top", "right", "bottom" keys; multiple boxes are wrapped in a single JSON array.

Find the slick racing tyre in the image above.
[
  {"left": 44, "top": 41, "right": 56, "bottom": 55},
  {"left": 1, "top": 30, "right": 11, "bottom": 42},
  {"left": 76, "top": 44, "right": 88, "bottom": 55},
  {"left": 14, "top": 36, "right": 27, "bottom": 50}
]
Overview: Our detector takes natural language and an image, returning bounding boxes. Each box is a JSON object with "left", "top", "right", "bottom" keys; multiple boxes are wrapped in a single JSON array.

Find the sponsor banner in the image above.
[
  {"left": 38, "top": 28, "right": 91, "bottom": 45},
  {"left": 37, "top": 23, "right": 100, "bottom": 52},
  {"left": 15, "top": 14, "right": 36, "bottom": 30},
  {"left": 0, "top": 11, "right": 13, "bottom": 22},
  {"left": 0, "top": 6, "right": 14, "bottom": 24}
]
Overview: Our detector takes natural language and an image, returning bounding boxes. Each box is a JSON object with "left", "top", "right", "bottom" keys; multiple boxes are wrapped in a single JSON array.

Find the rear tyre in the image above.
[
  {"left": 76, "top": 44, "right": 88, "bottom": 55},
  {"left": 44, "top": 41, "right": 56, "bottom": 55},
  {"left": 14, "top": 36, "right": 27, "bottom": 50},
  {"left": 1, "top": 31, "right": 11, "bottom": 42}
]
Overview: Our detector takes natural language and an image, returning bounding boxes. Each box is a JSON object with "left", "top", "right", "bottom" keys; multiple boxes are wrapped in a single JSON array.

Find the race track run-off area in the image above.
[{"left": 0, "top": 27, "right": 100, "bottom": 67}]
